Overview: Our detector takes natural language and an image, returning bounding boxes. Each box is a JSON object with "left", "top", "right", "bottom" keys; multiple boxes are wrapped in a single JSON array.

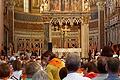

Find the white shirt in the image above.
[
  {"left": 10, "top": 70, "right": 22, "bottom": 80},
  {"left": 63, "top": 72, "right": 91, "bottom": 80}
]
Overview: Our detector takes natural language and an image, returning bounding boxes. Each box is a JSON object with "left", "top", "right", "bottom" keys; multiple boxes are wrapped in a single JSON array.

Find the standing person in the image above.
[
  {"left": 63, "top": 53, "right": 91, "bottom": 80},
  {"left": 32, "top": 70, "right": 49, "bottom": 80},
  {"left": 9, "top": 60, "right": 22, "bottom": 80},
  {"left": 112, "top": 45, "right": 119, "bottom": 57},
  {"left": 92, "top": 57, "right": 108, "bottom": 80},
  {"left": 84, "top": 61, "right": 98, "bottom": 79},
  {"left": 24, "top": 61, "right": 41, "bottom": 80},
  {"left": 100, "top": 46, "right": 113, "bottom": 57},
  {"left": 59, "top": 67, "right": 68, "bottom": 80},
  {"left": 0, "top": 63, "right": 12, "bottom": 80},
  {"left": 46, "top": 54, "right": 65, "bottom": 80},
  {"left": 105, "top": 58, "right": 120, "bottom": 80}
]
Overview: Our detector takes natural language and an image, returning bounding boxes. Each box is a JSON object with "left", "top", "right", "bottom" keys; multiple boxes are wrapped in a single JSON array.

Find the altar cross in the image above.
[
  {"left": 61, "top": 25, "right": 70, "bottom": 48},
  {"left": 61, "top": 25, "right": 70, "bottom": 36}
]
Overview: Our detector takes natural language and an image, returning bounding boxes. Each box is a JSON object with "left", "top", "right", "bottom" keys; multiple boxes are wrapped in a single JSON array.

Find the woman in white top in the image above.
[{"left": 9, "top": 60, "right": 22, "bottom": 80}]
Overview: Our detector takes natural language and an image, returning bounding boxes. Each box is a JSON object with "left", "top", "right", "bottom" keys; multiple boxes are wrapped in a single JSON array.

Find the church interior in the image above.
[
  {"left": 1, "top": 0, "right": 120, "bottom": 58},
  {"left": 0, "top": 0, "right": 120, "bottom": 80}
]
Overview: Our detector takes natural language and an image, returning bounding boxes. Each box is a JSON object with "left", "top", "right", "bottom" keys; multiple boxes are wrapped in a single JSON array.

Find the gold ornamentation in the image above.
[{"left": 82, "top": 15, "right": 90, "bottom": 24}]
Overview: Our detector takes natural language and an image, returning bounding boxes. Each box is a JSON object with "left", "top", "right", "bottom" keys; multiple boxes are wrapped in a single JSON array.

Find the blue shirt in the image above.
[{"left": 105, "top": 73, "right": 120, "bottom": 80}]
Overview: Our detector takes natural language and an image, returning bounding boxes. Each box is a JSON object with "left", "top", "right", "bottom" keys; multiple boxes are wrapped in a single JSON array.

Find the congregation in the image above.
[{"left": 0, "top": 44, "right": 120, "bottom": 80}]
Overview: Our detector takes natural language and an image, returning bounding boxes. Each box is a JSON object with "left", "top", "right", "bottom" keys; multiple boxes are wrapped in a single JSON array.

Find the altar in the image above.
[{"left": 52, "top": 48, "right": 81, "bottom": 58}]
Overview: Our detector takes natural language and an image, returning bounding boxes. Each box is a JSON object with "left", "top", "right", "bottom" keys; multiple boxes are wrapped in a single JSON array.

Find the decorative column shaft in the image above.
[
  {"left": 44, "top": 23, "right": 49, "bottom": 50},
  {"left": 97, "top": 0, "right": 105, "bottom": 50},
  {"left": 81, "top": 15, "right": 89, "bottom": 58},
  {"left": 81, "top": 0, "right": 90, "bottom": 58},
  {"left": 0, "top": 0, "right": 4, "bottom": 52},
  {"left": 49, "top": 24, "right": 52, "bottom": 43}
]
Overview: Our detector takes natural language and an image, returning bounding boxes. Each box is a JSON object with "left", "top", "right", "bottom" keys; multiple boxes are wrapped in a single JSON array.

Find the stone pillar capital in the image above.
[
  {"left": 97, "top": 1, "right": 106, "bottom": 10},
  {"left": 82, "top": 15, "right": 90, "bottom": 24}
]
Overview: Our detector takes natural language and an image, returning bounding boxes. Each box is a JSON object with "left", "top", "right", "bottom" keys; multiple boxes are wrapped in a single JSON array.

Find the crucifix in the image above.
[{"left": 61, "top": 25, "right": 70, "bottom": 48}]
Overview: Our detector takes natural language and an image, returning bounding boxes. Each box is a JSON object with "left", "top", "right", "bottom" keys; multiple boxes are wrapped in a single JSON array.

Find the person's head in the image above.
[
  {"left": 25, "top": 61, "right": 41, "bottom": 76},
  {"left": 32, "top": 70, "right": 48, "bottom": 80},
  {"left": 101, "top": 46, "right": 113, "bottom": 57},
  {"left": 59, "top": 67, "right": 68, "bottom": 80},
  {"left": 118, "top": 44, "right": 120, "bottom": 50},
  {"left": 49, "top": 53, "right": 56, "bottom": 61},
  {"left": 0, "top": 63, "right": 10, "bottom": 79},
  {"left": 86, "top": 61, "right": 98, "bottom": 73},
  {"left": 113, "top": 44, "right": 118, "bottom": 52},
  {"left": 42, "top": 50, "right": 54, "bottom": 61},
  {"left": 97, "top": 57, "right": 107, "bottom": 73},
  {"left": 65, "top": 53, "right": 81, "bottom": 72},
  {"left": 106, "top": 58, "right": 120, "bottom": 74},
  {"left": 12, "top": 60, "right": 22, "bottom": 71}
]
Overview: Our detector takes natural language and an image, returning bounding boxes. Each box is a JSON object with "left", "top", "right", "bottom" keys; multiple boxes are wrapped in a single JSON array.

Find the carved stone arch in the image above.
[
  {"left": 61, "top": 18, "right": 66, "bottom": 26},
  {"left": 61, "top": 17, "right": 71, "bottom": 26},
  {"left": 50, "top": 18, "right": 59, "bottom": 26},
  {"left": 73, "top": 17, "right": 82, "bottom": 23},
  {"left": 50, "top": 18, "right": 60, "bottom": 31},
  {"left": 72, "top": 17, "right": 82, "bottom": 29},
  {"left": 65, "top": 18, "right": 71, "bottom": 26}
]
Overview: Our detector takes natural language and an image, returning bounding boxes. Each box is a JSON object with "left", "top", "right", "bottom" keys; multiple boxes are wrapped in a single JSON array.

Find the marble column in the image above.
[
  {"left": 78, "top": 25, "right": 81, "bottom": 48},
  {"left": 97, "top": 0, "right": 105, "bottom": 51},
  {"left": 81, "top": 16, "right": 89, "bottom": 58},
  {"left": 49, "top": 24, "right": 52, "bottom": 43},
  {"left": 44, "top": 23, "right": 49, "bottom": 50},
  {"left": 0, "top": 0, "right": 4, "bottom": 52}
]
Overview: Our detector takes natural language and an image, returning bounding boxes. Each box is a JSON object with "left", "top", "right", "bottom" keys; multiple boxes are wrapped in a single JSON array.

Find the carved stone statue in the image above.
[
  {"left": 65, "top": 0, "right": 69, "bottom": 11},
  {"left": 40, "top": 0, "right": 49, "bottom": 12},
  {"left": 44, "top": 0, "right": 49, "bottom": 11},
  {"left": 33, "top": 0, "right": 40, "bottom": 7},
  {"left": 72, "top": 0, "right": 80, "bottom": 11}
]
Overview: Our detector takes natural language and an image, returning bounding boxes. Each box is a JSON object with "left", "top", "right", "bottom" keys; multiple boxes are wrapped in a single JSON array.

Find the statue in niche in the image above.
[
  {"left": 51, "top": 0, "right": 59, "bottom": 11},
  {"left": 33, "top": 0, "right": 40, "bottom": 7},
  {"left": 65, "top": 0, "right": 70, "bottom": 11},
  {"left": 72, "top": 0, "right": 80, "bottom": 11},
  {"left": 15, "top": 0, "right": 23, "bottom": 7},
  {"left": 40, "top": 0, "right": 49, "bottom": 12},
  {"left": 84, "top": 0, "right": 90, "bottom": 12}
]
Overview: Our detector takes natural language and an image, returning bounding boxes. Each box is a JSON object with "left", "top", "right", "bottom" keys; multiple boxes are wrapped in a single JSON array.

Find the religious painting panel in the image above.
[{"left": 50, "top": 0, "right": 60, "bottom": 11}]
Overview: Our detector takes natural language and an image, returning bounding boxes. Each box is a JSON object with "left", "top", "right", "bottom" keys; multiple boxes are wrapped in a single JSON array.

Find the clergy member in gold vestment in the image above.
[{"left": 46, "top": 58, "right": 65, "bottom": 80}]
